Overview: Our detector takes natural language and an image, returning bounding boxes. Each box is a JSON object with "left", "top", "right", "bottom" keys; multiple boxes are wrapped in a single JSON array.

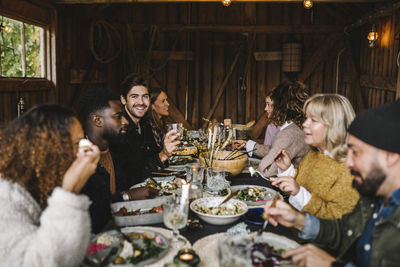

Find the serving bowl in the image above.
[
  {"left": 190, "top": 197, "right": 248, "bottom": 225},
  {"left": 199, "top": 150, "right": 248, "bottom": 176}
]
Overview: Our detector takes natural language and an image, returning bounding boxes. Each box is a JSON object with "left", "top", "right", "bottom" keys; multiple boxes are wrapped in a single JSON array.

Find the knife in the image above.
[{"left": 218, "top": 190, "right": 240, "bottom": 207}]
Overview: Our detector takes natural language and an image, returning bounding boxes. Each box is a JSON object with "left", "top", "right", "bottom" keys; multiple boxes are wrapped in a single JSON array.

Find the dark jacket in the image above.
[
  {"left": 315, "top": 196, "right": 400, "bottom": 267},
  {"left": 112, "top": 115, "right": 166, "bottom": 185},
  {"left": 80, "top": 150, "right": 129, "bottom": 233}
]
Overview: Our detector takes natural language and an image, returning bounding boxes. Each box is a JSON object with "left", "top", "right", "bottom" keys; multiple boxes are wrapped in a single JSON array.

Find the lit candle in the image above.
[
  {"left": 180, "top": 253, "right": 194, "bottom": 261},
  {"left": 174, "top": 248, "right": 200, "bottom": 266},
  {"left": 207, "top": 128, "right": 212, "bottom": 149}
]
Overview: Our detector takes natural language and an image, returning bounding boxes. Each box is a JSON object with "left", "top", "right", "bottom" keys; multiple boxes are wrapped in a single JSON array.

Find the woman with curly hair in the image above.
[
  {"left": 0, "top": 105, "right": 100, "bottom": 267},
  {"left": 271, "top": 94, "right": 359, "bottom": 219},
  {"left": 233, "top": 80, "right": 310, "bottom": 177}
]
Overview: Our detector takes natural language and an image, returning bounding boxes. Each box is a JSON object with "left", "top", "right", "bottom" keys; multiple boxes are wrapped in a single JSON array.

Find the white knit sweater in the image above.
[{"left": 0, "top": 178, "right": 91, "bottom": 267}]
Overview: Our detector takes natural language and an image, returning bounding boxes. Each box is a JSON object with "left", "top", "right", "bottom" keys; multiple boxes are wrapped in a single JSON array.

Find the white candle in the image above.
[
  {"left": 181, "top": 182, "right": 190, "bottom": 203},
  {"left": 208, "top": 128, "right": 212, "bottom": 149}
]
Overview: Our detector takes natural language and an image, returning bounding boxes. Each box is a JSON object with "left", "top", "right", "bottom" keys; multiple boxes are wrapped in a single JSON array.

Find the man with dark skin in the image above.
[
  {"left": 263, "top": 99, "right": 400, "bottom": 267},
  {"left": 79, "top": 87, "right": 158, "bottom": 233}
]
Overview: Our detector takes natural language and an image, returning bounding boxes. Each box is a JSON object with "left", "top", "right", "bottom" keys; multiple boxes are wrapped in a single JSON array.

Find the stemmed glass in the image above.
[{"left": 163, "top": 194, "right": 189, "bottom": 246}]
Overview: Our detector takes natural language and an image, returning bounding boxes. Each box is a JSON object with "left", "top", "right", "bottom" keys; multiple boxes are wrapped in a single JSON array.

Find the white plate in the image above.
[
  {"left": 228, "top": 185, "right": 283, "bottom": 206},
  {"left": 192, "top": 232, "right": 299, "bottom": 267},
  {"left": 86, "top": 227, "right": 170, "bottom": 266},
  {"left": 130, "top": 179, "right": 180, "bottom": 197},
  {"left": 112, "top": 198, "right": 170, "bottom": 227}
]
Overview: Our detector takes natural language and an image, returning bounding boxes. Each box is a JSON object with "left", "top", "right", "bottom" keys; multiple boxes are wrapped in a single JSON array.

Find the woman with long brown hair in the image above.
[
  {"left": 0, "top": 104, "right": 99, "bottom": 266},
  {"left": 149, "top": 88, "right": 170, "bottom": 150}
]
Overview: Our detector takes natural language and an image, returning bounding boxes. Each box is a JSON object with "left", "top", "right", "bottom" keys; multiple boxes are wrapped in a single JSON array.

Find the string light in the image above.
[
  {"left": 303, "top": 0, "right": 313, "bottom": 9},
  {"left": 367, "top": 24, "right": 378, "bottom": 48},
  {"left": 221, "top": 0, "right": 231, "bottom": 7}
]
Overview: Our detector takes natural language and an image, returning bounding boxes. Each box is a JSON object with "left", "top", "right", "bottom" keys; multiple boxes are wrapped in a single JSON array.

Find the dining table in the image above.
[
  {"left": 150, "top": 172, "right": 295, "bottom": 244},
  {"left": 97, "top": 158, "right": 299, "bottom": 267}
]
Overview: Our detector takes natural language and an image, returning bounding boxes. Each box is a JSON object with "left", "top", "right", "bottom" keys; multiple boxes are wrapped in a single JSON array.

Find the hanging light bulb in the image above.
[
  {"left": 367, "top": 24, "right": 378, "bottom": 48},
  {"left": 0, "top": 24, "right": 13, "bottom": 33},
  {"left": 303, "top": 0, "right": 313, "bottom": 9},
  {"left": 221, "top": 0, "right": 231, "bottom": 7}
]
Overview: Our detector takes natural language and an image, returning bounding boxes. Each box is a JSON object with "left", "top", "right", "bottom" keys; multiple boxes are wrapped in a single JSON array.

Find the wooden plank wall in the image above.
[
  {"left": 3, "top": 1, "right": 399, "bottom": 128},
  {"left": 354, "top": 9, "right": 400, "bottom": 108},
  {"left": 55, "top": 2, "right": 356, "bottom": 129}
]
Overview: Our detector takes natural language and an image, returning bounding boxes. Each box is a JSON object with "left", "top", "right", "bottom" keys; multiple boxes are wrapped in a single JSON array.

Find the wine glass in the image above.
[{"left": 163, "top": 195, "right": 189, "bottom": 246}]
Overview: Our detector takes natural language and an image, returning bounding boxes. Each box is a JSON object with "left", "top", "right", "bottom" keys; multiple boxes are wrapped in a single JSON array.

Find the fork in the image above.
[
  {"left": 257, "top": 194, "right": 279, "bottom": 236},
  {"left": 249, "top": 167, "right": 270, "bottom": 181}
]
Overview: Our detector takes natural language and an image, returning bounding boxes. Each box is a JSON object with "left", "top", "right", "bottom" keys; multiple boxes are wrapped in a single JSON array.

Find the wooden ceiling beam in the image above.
[
  {"left": 55, "top": 0, "right": 386, "bottom": 4},
  {"left": 128, "top": 24, "right": 341, "bottom": 33}
]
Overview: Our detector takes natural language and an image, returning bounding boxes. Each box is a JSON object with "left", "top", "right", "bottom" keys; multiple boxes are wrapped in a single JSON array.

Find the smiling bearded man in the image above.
[{"left": 116, "top": 74, "right": 180, "bottom": 185}]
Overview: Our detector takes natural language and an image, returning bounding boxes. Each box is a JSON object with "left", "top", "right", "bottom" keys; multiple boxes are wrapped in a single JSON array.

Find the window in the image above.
[{"left": 0, "top": 15, "right": 45, "bottom": 78}]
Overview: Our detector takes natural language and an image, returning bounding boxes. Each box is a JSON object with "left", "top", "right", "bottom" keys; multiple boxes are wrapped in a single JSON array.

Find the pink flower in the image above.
[
  {"left": 87, "top": 243, "right": 108, "bottom": 255},
  {"left": 155, "top": 236, "right": 163, "bottom": 245}
]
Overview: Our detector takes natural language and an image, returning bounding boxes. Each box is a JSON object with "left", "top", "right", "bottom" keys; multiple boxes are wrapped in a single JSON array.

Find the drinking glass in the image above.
[
  {"left": 166, "top": 123, "right": 184, "bottom": 140},
  {"left": 206, "top": 167, "right": 229, "bottom": 192},
  {"left": 163, "top": 195, "right": 189, "bottom": 245},
  {"left": 185, "top": 163, "right": 204, "bottom": 183}
]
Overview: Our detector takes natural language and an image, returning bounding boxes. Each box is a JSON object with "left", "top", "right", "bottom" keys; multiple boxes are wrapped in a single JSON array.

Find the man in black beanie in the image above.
[{"left": 263, "top": 99, "right": 400, "bottom": 267}]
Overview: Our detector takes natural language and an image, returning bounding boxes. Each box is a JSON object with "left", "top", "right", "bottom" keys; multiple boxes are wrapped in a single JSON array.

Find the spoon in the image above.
[{"left": 217, "top": 190, "right": 240, "bottom": 207}]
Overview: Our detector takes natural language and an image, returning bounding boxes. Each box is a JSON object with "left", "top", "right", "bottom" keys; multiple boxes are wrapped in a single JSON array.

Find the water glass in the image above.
[
  {"left": 163, "top": 195, "right": 189, "bottom": 245},
  {"left": 185, "top": 163, "right": 204, "bottom": 183},
  {"left": 206, "top": 167, "right": 228, "bottom": 192},
  {"left": 166, "top": 123, "right": 183, "bottom": 140},
  {"left": 189, "top": 182, "right": 203, "bottom": 202}
]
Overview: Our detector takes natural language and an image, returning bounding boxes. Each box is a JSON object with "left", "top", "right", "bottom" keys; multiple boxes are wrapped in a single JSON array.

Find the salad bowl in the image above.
[{"left": 190, "top": 197, "right": 248, "bottom": 225}]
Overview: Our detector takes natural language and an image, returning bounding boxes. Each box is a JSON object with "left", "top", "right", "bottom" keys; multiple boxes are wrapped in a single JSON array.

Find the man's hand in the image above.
[
  {"left": 232, "top": 140, "right": 247, "bottom": 149},
  {"left": 274, "top": 149, "right": 291, "bottom": 171},
  {"left": 159, "top": 130, "right": 180, "bottom": 162},
  {"left": 127, "top": 187, "right": 159, "bottom": 200},
  {"left": 62, "top": 145, "right": 100, "bottom": 194},
  {"left": 270, "top": 176, "right": 300, "bottom": 196},
  {"left": 282, "top": 244, "right": 336, "bottom": 267},
  {"left": 263, "top": 199, "right": 306, "bottom": 230}
]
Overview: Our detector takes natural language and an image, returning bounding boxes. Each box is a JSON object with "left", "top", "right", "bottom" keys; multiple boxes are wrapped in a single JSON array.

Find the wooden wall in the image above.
[{"left": 1, "top": 1, "right": 399, "bottom": 129}]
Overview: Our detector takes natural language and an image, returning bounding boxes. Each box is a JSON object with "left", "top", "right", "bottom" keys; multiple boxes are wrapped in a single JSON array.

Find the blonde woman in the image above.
[{"left": 271, "top": 94, "right": 359, "bottom": 219}]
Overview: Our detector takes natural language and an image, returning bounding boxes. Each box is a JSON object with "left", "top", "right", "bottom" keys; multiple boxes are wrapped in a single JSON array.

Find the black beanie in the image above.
[{"left": 348, "top": 98, "right": 400, "bottom": 153}]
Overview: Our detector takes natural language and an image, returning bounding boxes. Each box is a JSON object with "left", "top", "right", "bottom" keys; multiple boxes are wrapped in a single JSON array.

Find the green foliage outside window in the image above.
[{"left": 0, "top": 16, "right": 43, "bottom": 78}]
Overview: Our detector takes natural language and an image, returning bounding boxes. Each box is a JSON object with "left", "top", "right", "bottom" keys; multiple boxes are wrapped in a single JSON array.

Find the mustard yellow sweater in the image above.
[{"left": 294, "top": 150, "right": 359, "bottom": 219}]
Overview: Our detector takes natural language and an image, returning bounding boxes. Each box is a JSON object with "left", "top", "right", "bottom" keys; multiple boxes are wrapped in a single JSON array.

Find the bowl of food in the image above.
[
  {"left": 190, "top": 197, "right": 248, "bottom": 225},
  {"left": 199, "top": 150, "right": 248, "bottom": 176}
]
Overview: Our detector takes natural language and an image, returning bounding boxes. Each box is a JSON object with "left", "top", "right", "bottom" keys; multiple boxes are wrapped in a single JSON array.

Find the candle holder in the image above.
[{"left": 174, "top": 248, "right": 200, "bottom": 266}]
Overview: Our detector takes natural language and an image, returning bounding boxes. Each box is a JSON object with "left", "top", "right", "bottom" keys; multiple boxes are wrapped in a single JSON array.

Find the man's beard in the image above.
[
  {"left": 351, "top": 163, "right": 386, "bottom": 197},
  {"left": 103, "top": 126, "right": 125, "bottom": 146}
]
